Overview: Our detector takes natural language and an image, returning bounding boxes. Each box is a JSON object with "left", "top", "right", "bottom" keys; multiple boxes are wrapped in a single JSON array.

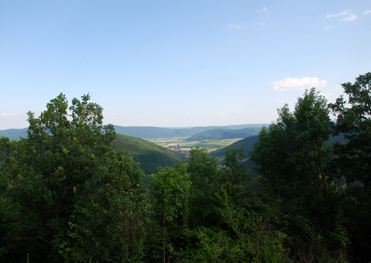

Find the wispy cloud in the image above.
[
  {"left": 364, "top": 10, "right": 371, "bottom": 15},
  {"left": 324, "top": 26, "right": 333, "bottom": 30},
  {"left": 227, "top": 23, "right": 242, "bottom": 29},
  {"left": 215, "top": 111, "right": 227, "bottom": 117},
  {"left": 1, "top": 112, "right": 17, "bottom": 118},
  {"left": 326, "top": 9, "right": 358, "bottom": 21},
  {"left": 272, "top": 77, "right": 327, "bottom": 91},
  {"left": 256, "top": 6, "right": 268, "bottom": 13}
]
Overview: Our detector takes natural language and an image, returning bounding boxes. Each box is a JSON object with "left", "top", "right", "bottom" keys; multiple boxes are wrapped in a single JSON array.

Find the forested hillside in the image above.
[
  {"left": 112, "top": 134, "right": 187, "bottom": 174},
  {"left": 185, "top": 127, "right": 262, "bottom": 141},
  {"left": 1, "top": 73, "right": 371, "bottom": 262},
  {"left": 209, "top": 134, "right": 260, "bottom": 158},
  {"left": 0, "top": 128, "right": 27, "bottom": 140},
  {"left": 209, "top": 134, "right": 346, "bottom": 159}
]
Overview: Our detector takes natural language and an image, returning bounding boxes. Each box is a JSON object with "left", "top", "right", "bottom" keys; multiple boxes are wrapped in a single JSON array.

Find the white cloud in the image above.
[
  {"left": 326, "top": 9, "right": 358, "bottom": 21},
  {"left": 1, "top": 112, "right": 17, "bottom": 118},
  {"left": 227, "top": 23, "right": 242, "bottom": 29},
  {"left": 324, "top": 26, "right": 333, "bottom": 30},
  {"left": 271, "top": 77, "right": 327, "bottom": 91},
  {"left": 343, "top": 13, "right": 358, "bottom": 21},
  {"left": 364, "top": 10, "right": 371, "bottom": 15},
  {"left": 256, "top": 6, "right": 268, "bottom": 13}
]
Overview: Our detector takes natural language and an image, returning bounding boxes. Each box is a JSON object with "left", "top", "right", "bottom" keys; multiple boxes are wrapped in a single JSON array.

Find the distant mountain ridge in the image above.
[
  {"left": 0, "top": 124, "right": 268, "bottom": 140},
  {"left": 0, "top": 128, "right": 28, "bottom": 140},
  {"left": 113, "top": 124, "right": 267, "bottom": 139}
]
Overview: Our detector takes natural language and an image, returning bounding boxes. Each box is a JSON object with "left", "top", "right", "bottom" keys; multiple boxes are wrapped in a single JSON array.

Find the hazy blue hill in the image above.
[
  {"left": 112, "top": 133, "right": 187, "bottom": 175},
  {"left": 185, "top": 128, "right": 262, "bottom": 141},
  {"left": 0, "top": 128, "right": 28, "bottom": 140},
  {"left": 114, "top": 126, "right": 202, "bottom": 139}
]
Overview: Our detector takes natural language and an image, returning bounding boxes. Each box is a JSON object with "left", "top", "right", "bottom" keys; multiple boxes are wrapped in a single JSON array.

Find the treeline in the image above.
[{"left": 1, "top": 73, "right": 371, "bottom": 262}]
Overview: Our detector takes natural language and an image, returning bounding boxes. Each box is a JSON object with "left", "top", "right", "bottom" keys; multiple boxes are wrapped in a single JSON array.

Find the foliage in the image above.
[
  {"left": 330, "top": 72, "right": 371, "bottom": 190},
  {"left": 1, "top": 74, "right": 371, "bottom": 262},
  {"left": 330, "top": 72, "right": 371, "bottom": 262},
  {"left": 148, "top": 165, "right": 191, "bottom": 262},
  {"left": 187, "top": 147, "right": 220, "bottom": 228},
  {"left": 251, "top": 88, "right": 349, "bottom": 261},
  {"left": 0, "top": 93, "right": 148, "bottom": 262}
]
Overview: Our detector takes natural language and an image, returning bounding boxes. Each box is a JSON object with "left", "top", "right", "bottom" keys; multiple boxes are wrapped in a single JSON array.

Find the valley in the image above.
[{"left": 148, "top": 137, "right": 244, "bottom": 156}]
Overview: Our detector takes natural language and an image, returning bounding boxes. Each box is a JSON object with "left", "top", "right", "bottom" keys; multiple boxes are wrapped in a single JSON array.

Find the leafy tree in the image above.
[
  {"left": 148, "top": 164, "right": 191, "bottom": 263},
  {"left": 221, "top": 145, "right": 249, "bottom": 184},
  {"left": 330, "top": 72, "right": 371, "bottom": 262},
  {"left": 187, "top": 147, "right": 219, "bottom": 228},
  {"left": 251, "top": 88, "right": 348, "bottom": 261},
  {"left": 0, "top": 93, "right": 148, "bottom": 262},
  {"left": 330, "top": 72, "right": 371, "bottom": 190},
  {"left": 189, "top": 188, "right": 291, "bottom": 263},
  {"left": 252, "top": 88, "right": 335, "bottom": 200}
]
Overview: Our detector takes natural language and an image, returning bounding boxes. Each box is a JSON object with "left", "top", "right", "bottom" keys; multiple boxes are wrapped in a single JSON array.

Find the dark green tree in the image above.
[
  {"left": 0, "top": 93, "right": 148, "bottom": 262},
  {"left": 251, "top": 88, "right": 348, "bottom": 261},
  {"left": 148, "top": 164, "right": 191, "bottom": 263},
  {"left": 187, "top": 147, "right": 219, "bottom": 228},
  {"left": 252, "top": 88, "right": 334, "bottom": 198},
  {"left": 330, "top": 72, "right": 371, "bottom": 262},
  {"left": 330, "top": 72, "right": 371, "bottom": 190}
]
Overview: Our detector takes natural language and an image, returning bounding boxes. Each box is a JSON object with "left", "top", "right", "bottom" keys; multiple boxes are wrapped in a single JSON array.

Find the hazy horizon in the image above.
[
  {"left": 0, "top": 123, "right": 269, "bottom": 131},
  {"left": 1, "top": 1, "right": 370, "bottom": 130}
]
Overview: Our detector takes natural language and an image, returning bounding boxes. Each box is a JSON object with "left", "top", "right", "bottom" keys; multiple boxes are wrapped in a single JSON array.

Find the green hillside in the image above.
[
  {"left": 185, "top": 127, "right": 262, "bottom": 141},
  {"left": 209, "top": 133, "right": 346, "bottom": 160},
  {"left": 112, "top": 133, "right": 187, "bottom": 174},
  {"left": 209, "top": 135, "right": 259, "bottom": 159}
]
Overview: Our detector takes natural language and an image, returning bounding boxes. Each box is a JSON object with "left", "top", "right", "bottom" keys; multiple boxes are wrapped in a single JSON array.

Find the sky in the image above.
[{"left": 1, "top": 0, "right": 370, "bottom": 130}]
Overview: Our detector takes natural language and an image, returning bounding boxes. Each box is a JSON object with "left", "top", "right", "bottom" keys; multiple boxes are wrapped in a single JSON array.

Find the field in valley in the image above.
[{"left": 148, "top": 137, "right": 243, "bottom": 156}]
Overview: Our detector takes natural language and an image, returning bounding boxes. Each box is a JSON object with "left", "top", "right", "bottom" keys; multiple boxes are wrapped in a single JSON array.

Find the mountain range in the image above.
[{"left": 0, "top": 124, "right": 267, "bottom": 140}]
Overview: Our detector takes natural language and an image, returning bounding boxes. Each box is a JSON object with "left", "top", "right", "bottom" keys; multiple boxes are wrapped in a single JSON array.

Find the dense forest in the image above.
[{"left": 1, "top": 72, "right": 370, "bottom": 262}]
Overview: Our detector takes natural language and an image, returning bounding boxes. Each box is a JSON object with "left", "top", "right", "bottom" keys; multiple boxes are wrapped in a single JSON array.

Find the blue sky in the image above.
[{"left": 1, "top": 0, "right": 370, "bottom": 130}]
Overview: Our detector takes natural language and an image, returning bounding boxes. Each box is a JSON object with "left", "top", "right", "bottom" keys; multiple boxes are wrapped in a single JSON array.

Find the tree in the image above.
[
  {"left": 187, "top": 147, "right": 219, "bottom": 228},
  {"left": 330, "top": 72, "right": 371, "bottom": 190},
  {"left": 0, "top": 93, "right": 148, "bottom": 262},
  {"left": 251, "top": 88, "right": 348, "bottom": 261},
  {"left": 330, "top": 72, "right": 371, "bottom": 262},
  {"left": 252, "top": 88, "right": 334, "bottom": 198},
  {"left": 148, "top": 165, "right": 191, "bottom": 263}
]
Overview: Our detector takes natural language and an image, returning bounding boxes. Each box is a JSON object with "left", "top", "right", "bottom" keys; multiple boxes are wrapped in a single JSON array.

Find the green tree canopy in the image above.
[
  {"left": 0, "top": 93, "right": 147, "bottom": 263},
  {"left": 330, "top": 72, "right": 371, "bottom": 190}
]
